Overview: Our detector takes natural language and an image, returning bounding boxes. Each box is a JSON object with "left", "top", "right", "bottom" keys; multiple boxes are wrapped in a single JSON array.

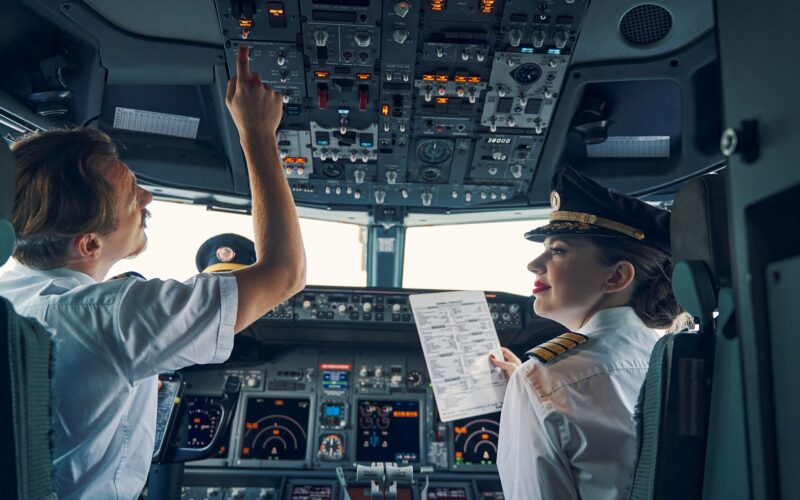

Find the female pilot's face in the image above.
[{"left": 527, "top": 236, "right": 619, "bottom": 331}]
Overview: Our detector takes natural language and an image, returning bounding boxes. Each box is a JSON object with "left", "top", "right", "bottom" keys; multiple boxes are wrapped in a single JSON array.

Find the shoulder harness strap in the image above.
[{"left": 525, "top": 331, "right": 589, "bottom": 364}]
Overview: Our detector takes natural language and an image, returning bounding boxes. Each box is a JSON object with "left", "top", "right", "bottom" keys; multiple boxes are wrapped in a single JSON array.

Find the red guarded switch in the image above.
[
  {"left": 317, "top": 83, "right": 328, "bottom": 109},
  {"left": 358, "top": 85, "right": 369, "bottom": 111}
]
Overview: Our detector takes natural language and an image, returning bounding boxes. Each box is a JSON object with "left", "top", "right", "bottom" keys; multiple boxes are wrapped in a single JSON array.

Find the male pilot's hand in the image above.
[
  {"left": 225, "top": 45, "right": 283, "bottom": 139},
  {"left": 489, "top": 347, "right": 522, "bottom": 380}
]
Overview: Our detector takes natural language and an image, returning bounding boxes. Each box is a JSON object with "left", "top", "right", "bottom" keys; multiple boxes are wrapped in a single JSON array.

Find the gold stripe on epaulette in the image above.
[
  {"left": 549, "top": 336, "right": 578, "bottom": 350},
  {"left": 560, "top": 332, "right": 589, "bottom": 344},
  {"left": 550, "top": 211, "right": 645, "bottom": 240},
  {"left": 203, "top": 262, "right": 248, "bottom": 273},
  {"left": 541, "top": 341, "right": 567, "bottom": 354},
  {"left": 528, "top": 347, "right": 556, "bottom": 363}
]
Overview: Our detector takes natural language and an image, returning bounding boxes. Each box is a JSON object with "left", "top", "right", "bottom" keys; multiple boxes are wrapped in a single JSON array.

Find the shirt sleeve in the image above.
[
  {"left": 498, "top": 366, "right": 579, "bottom": 500},
  {"left": 112, "top": 273, "right": 238, "bottom": 382}
]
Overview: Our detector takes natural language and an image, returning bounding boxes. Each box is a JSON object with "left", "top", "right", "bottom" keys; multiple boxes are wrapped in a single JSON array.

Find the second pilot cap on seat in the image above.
[{"left": 195, "top": 233, "right": 257, "bottom": 273}]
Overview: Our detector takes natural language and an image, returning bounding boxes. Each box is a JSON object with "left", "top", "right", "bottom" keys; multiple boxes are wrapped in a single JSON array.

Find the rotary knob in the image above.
[
  {"left": 392, "top": 28, "right": 409, "bottom": 44},
  {"left": 363, "top": 302, "right": 373, "bottom": 313},
  {"left": 314, "top": 29, "right": 329, "bottom": 47},
  {"left": 492, "top": 148, "right": 503, "bottom": 160},
  {"left": 508, "top": 28, "right": 523, "bottom": 47},
  {"left": 392, "top": 303, "right": 402, "bottom": 314},
  {"left": 374, "top": 367, "right": 383, "bottom": 378},
  {"left": 303, "top": 299, "right": 312, "bottom": 309},
  {"left": 510, "top": 164, "right": 523, "bottom": 178},
  {"left": 353, "top": 168, "right": 367, "bottom": 184},
  {"left": 354, "top": 32, "right": 371, "bottom": 47},
  {"left": 509, "top": 303, "right": 520, "bottom": 314},
  {"left": 359, "top": 366, "right": 368, "bottom": 377},
  {"left": 532, "top": 28, "right": 546, "bottom": 48},
  {"left": 338, "top": 304, "right": 347, "bottom": 315},
  {"left": 394, "top": 1, "right": 410, "bottom": 17},
  {"left": 554, "top": 29, "right": 569, "bottom": 49}
]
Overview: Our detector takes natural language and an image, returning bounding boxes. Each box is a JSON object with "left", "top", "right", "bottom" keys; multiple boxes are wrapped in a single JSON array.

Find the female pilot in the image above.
[{"left": 489, "top": 166, "right": 685, "bottom": 500}]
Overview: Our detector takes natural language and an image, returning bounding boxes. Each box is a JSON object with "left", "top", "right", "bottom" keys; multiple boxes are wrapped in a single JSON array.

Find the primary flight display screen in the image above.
[
  {"left": 452, "top": 412, "right": 501, "bottom": 466},
  {"left": 184, "top": 395, "right": 233, "bottom": 457},
  {"left": 356, "top": 400, "right": 420, "bottom": 464},
  {"left": 240, "top": 397, "right": 311, "bottom": 461}
]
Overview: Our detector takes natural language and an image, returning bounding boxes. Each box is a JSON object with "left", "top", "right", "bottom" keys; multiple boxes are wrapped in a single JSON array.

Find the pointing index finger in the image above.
[{"left": 237, "top": 45, "right": 250, "bottom": 79}]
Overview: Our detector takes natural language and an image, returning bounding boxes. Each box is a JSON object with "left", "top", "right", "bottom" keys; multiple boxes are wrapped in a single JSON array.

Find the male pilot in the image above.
[{"left": 0, "top": 46, "right": 304, "bottom": 499}]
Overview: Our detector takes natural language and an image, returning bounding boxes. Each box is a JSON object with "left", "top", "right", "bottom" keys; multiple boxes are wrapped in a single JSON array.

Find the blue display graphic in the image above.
[
  {"left": 240, "top": 397, "right": 310, "bottom": 461},
  {"left": 356, "top": 400, "right": 420, "bottom": 464},
  {"left": 322, "top": 370, "right": 349, "bottom": 393}
]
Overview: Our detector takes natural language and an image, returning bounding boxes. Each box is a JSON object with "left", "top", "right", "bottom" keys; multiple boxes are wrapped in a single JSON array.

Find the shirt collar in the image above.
[
  {"left": 577, "top": 306, "right": 646, "bottom": 336},
  {"left": 13, "top": 264, "right": 97, "bottom": 286}
]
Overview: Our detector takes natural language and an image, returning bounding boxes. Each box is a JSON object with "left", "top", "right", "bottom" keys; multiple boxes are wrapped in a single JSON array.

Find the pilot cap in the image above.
[
  {"left": 195, "top": 233, "right": 256, "bottom": 273},
  {"left": 525, "top": 166, "right": 671, "bottom": 255}
]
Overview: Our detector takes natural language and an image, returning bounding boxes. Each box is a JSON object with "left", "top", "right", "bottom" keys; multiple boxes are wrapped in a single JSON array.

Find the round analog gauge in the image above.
[
  {"left": 406, "top": 370, "right": 423, "bottom": 387},
  {"left": 511, "top": 63, "right": 543, "bottom": 85},
  {"left": 416, "top": 139, "right": 454, "bottom": 165},
  {"left": 185, "top": 396, "right": 222, "bottom": 449},
  {"left": 318, "top": 433, "right": 345, "bottom": 461}
]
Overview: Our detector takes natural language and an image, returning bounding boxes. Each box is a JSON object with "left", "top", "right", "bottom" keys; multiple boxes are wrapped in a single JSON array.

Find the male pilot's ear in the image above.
[
  {"left": 74, "top": 233, "right": 102, "bottom": 259},
  {"left": 604, "top": 260, "right": 636, "bottom": 294}
]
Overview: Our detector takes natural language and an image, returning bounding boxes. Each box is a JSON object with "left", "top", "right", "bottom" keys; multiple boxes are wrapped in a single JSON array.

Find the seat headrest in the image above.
[
  {"left": 0, "top": 141, "right": 15, "bottom": 267},
  {"left": 670, "top": 170, "right": 731, "bottom": 289}
]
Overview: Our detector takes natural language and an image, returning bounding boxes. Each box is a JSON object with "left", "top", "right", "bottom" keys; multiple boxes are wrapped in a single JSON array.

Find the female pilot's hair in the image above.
[
  {"left": 593, "top": 237, "right": 687, "bottom": 330},
  {"left": 10, "top": 128, "right": 120, "bottom": 269}
]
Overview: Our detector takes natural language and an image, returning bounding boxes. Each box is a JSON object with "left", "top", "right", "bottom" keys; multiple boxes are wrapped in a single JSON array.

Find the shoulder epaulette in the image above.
[{"left": 525, "top": 331, "right": 589, "bottom": 364}]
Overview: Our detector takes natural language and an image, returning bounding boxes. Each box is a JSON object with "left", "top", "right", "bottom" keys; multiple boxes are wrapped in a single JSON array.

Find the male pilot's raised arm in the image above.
[{"left": 225, "top": 45, "right": 307, "bottom": 332}]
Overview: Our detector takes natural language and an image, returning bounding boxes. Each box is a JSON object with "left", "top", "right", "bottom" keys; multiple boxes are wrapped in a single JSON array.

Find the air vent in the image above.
[{"left": 620, "top": 4, "right": 673, "bottom": 46}]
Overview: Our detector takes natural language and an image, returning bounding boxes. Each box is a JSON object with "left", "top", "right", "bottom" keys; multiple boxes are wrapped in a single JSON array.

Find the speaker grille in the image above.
[{"left": 620, "top": 4, "right": 673, "bottom": 46}]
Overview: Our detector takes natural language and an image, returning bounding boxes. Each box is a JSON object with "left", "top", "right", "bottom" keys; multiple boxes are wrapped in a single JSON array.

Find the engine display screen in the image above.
[
  {"left": 288, "top": 484, "right": 333, "bottom": 500},
  {"left": 348, "top": 487, "right": 412, "bottom": 500},
  {"left": 356, "top": 400, "right": 420, "bottom": 464},
  {"left": 452, "top": 412, "right": 501, "bottom": 466},
  {"left": 184, "top": 395, "right": 232, "bottom": 457},
  {"left": 240, "top": 397, "right": 310, "bottom": 461},
  {"left": 427, "top": 487, "right": 469, "bottom": 499}
]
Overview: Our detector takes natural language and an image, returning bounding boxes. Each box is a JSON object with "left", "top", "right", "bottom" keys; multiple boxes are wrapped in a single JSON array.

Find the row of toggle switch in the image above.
[{"left": 320, "top": 185, "right": 511, "bottom": 205}]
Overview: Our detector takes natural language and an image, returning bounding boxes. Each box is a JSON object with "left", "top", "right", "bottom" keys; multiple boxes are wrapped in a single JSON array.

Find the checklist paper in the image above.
[{"left": 409, "top": 291, "right": 507, "bottom": 422}]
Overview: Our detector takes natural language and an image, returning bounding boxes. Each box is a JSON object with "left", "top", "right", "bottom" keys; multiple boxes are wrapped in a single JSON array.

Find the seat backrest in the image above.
[
  {"left": 0, "top": 139, "right": 56, "bottom": 499},
  {"left": 629, "top": 170, "right": 731, "bottom": 500}
]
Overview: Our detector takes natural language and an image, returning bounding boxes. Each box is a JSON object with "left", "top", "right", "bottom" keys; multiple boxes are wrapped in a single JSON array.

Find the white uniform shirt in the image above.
[
  {"left": 497, "top": 306, "right": 659, "bottom": 500},
  {"left": 0, "top": 265, "right": 238, "bottom": 500}
]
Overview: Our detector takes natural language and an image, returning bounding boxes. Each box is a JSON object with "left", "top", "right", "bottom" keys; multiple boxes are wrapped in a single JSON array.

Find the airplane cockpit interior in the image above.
[{"left": 2, "top": 0, "right": 799, "bottom": 499}]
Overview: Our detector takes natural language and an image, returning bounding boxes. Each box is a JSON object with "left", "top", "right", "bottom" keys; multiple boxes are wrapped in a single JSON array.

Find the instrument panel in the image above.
[
  {"left": 178, "top": 345, "right": 505, "bottom": 499},
  {"left": 215, "top": 0, "right": 590, "bottom": 210}
]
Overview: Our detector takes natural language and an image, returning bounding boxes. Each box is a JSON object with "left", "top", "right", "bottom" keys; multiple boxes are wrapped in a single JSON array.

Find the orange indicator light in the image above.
[
  {"left": 467, "top": 76, "right": 481, "bottom": 83},
  {"left": 480, "top": 0, "right": 495, "bottom": 13},
  {"left": 285, "top": 157, "right": 307, "bottom": 164},
  {"left": 268, "top": 8, "right": 284, "bottom": 16},
  {"left": 454, "top": 75, "right": 467, "bottom": 83},
  {"left": 315, "top": 71, "right": 330, "bottom": 78},
  {"left": 435, "top": 97, "right": 449, "bottom": 104},
  {"left": 422, "top": 74, "right": 435, "bottom": 81},
  {"left": 238, "top": 19, "right": 254, "bottom": 27},
  {"left": 381, "top": 104, "right": 390, "bottom": 116},
  {"left": 356, "top": 73, "right": 371, "bottom": 81},
  {"left": 272, "top": 429, "right": 281, "bottom": 435},
  {"left": 430, "top": 0, "right": 446, "bottom": 11},
  {"left": 276, "top": 400, "right": 284, "bottom": 406},
  {"left": 194, "top": 418, "right": 202, "bottom": 424},
  {"left": 435, "top": 75, "right": 448, "bottom": 82},
  {"left": 482, "top": 433, "right": 490, "bottom": 440}
]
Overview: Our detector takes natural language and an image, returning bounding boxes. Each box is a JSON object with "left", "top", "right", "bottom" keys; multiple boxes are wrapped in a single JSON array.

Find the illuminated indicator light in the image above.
[
  {"left": 467, "top": 76, "right": 481, "bottom": 83},
  {"left": 454, "top": 426, "right": 467, "bottom": 434},
  {"left": 480, "top": 0, "right": 495, "bottom": 13},
  {"left": 194, "top": 418, "right": 202, "bottom": 424},
  {"left": 276, "top": 400, "right": 284, "bottom": 406},
  {"left": 285, "top": 156, "right": 307, "bottom": 164},
  {"left": 521, "top": 48, "right": 534, "bottom": 54},
  {"left": 430, "top": 0, "right": 446, "bottom": 11},
  {"left": 356, "top": 73, "right": 371, "bottom": 81},
  {"left": 219, "top": 447, "right": 226, "bottom": 453},
  {"left": 268, "top": 8, "right": 284, "bottom": 16},
  {"left": 548, "top": 49, "right": 562, "bottom": 55},
  {"left": 381, "top": 104, "right": 390, "bottom": 116},
  {"left": 422, "top": 74, "right": 435, "bottom": 81},
  {"left": 245, "top": 422, "right": 260, "bottom": 430},
  {"left": 454, "top": 75, "right": 467, "bottom": 83},
  {"left": 242, "top": 447, "right": 251, "bottom": 455},
  {"left": 435, "top": 75, "right": 448, "bottom": 82},
  {"left": 272, "top": 429, "right": 281, "bottom": 435},
  {"left": 435, "top": 97, "right": 449, "bottom": 104},
  {"left": 392, "top": 411, "right": 419, "bottom": 418},
  {"left": 238, "top": 19, "right": 254, "bottom": 27},
  {"left": 482, "top": 433, "right": 490, "bottom": 440},
  {"left": 455, "top": 451, "right": 463, "bottom": 458},
  {"left": 315, "top": 71, "right": 330, "bottom": 78}
]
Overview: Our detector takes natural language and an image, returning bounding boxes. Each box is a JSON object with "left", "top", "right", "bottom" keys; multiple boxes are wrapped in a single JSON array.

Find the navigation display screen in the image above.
[
  {"left": 240, "top": 397, "right": 311, "bottom": 461},
  {"left": 356, "top": 400, "right": 420, "bottom": 464},
  {"left": 452, "top": 411, "right": 501, "bottom": 466}
]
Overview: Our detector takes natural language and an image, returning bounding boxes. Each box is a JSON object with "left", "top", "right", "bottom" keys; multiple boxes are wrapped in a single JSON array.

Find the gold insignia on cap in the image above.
[
  {"left": 550, "top": 190, "right": 561, "bottom": 210},
  {"left": 216, "top": 246, "right": 236, "bottom": 263},
  {"left": 525, "top": 331, "right": 589, "bottom": 364}
]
